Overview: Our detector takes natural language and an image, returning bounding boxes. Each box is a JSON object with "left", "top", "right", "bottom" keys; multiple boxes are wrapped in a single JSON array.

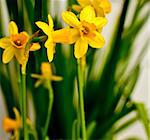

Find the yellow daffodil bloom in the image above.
[
  {"left": 3, "top": 108, "right": 21, "bottom": 140},
  {"left": 62, "top": 6, "right": 107, "bottom": 58},
  {"left": 36, "top": 14, "right": 73, "bottom": 62},
  {"left": 31, "top": 62, "right": 62, "bottom": 87},
  {"left": 72, "top": 0, "right": 111, "bottom": 17},
  {"left": 0, "top": 21, "right": 41, "bottom": 64}
]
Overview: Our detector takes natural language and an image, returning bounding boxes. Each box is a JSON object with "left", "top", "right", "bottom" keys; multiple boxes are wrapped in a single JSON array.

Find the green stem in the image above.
[
  {"left": 17, "top": 64, "right": 22, "bottom": 113},
  {"left": 22, "top": 72, "right": 28, "bottom": 140},
  {"left": 77, "top": 107, "right": 80, "bottom": 139},
  {"left": 43, "top": 80, "right": 54, "bottom": 138},
  {"left": 77, "top": 59, "right": 87, "bottom": 140}
]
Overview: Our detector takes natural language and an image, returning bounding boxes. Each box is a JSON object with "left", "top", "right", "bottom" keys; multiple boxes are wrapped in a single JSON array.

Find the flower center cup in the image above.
[
  {"left": 79, "top": 21, "right": 96, "bottom": 38},
  {"left": 10, "top": 33, "right": 28, "bottom": 49},
  {"left": 14, "top": 40, "right": 22, "bottom": 46}
]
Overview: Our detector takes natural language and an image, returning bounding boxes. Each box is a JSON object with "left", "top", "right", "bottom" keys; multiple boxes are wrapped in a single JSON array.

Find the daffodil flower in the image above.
[
  {"left": 35, "top": 14, "right": 73, "bottom": 62},
  {"left": 62, "top": 5, "right": 107, "bottom": 58},
  {"left": 72, "top": 0, "right": 111, "bottom": 17},
  {"left": 0, "top": 21, "right": 41, "bottom": 64},
  {"left": 31, "top": 62, "right": 62, "bottom": 87},
  {"left": 3, "top": 108, "right": 21, "bottom": 140}
]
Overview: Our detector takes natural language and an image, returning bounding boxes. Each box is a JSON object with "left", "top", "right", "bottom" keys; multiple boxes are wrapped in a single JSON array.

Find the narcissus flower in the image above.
[
  {"left": 62, "top": 6, "right": 107, "bottom": 58},
  {"left": 72, "top": 0, "right": 111, "bottom": 17},
  {"left": 0, "top": 21, "right": 40, "bottom": 64},
  {"left": 3, "top": 108, "right": 21, "bottom": 140},
  {"left": 36, "top": 14, "right": 73, "bottom": 62},
  {"left": 31, "top": 62, "right": 62, "bottom": 87}
]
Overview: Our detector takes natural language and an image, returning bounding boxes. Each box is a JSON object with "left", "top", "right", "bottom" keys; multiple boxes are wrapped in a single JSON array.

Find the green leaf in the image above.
[
  {"left": 72, "top": 119, "right": 78, "bottom": 140},
  {"left": 113, "top": 116, "right": 138, "bottom": 134},
  {"left": 87, "top": 121, "right": 96, "bottom": 140},
  {"left": 135, "top": 103, "right": 150, "bottom": 139}
]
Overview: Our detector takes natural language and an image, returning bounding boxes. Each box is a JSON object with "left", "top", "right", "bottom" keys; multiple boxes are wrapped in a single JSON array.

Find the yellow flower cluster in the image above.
[
  {"left": 0, "top": 1, "right": 111, "bottom": 137},
  {"left": 31, "top": 62, "right": 62, "bottom": 87},
  {"left": 72, "top": 0, "right": 111, "bottom": 17},
  {"left": 3, "top": 108, "right": 32, "bottom": 140},
  {"left": 0, "top": 0, "right": 111, "bottom": 64},
  {"left": 0, "top": 21, "right": 40, "bottom": 64}
]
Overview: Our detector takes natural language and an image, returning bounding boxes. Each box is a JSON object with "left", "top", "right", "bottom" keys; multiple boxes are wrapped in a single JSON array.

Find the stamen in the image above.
[
  {"left": 82, "top": 26, "right": 89, "bottom": 35},
  {"left": 80, "top": 21, "right": 96, "bottom": 38},
  {"left": 14, "top": 40, "right": 22, "bottom": 46}
]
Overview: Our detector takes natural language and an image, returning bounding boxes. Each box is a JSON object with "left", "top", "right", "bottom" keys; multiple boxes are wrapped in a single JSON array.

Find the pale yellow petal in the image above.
[
  {"left": 89, "top": 32, "right": 105, "bottom": 48},
  {"left": 0, "top": 37, "right": 11, "bottom": 49},
  {"left": 62, "top": 11, "right": 80, "bottom": 27},
  {"left": 46, "top": 43, "right": 55, "bottom": 62},
  {"left": 9, "top": 21, "right": 18, "bottom": 35},
  {"left": 14, "top": 48, "right": 25, "bottom": 64},
  {"left": 80, "top": 6, "right": 95, "bottom": 22},
  {"left": 74, "top": 38, "right": 88, "bottom": 59},
  {"left": 2, "top": 46, "right": 15, "bottom": 63},
  {"left": 92, "top": 17, "right": 107, "bottom": 29},
  {"left": 35, "top": 21, "right": 51, "bottom": 35},
  {"left": 48, "top": 14, "right": 54, "bottom": 30},
  {"left": 30, "top": 43, "right": 41, "bottom": 51},
  {"left": 13, "top": 108, "right": 21, "bottom": 124},
  {"left": 51, "top": 75, "right": 63, "bottom": 81},
  {"left": 31, "top": 74, "right": 43, "bottom": 79},
  {"left": 35, "top": 79, "right": 43, "bottom": 88},
  {"left": 77, "top": 0, "right": 91, "bottom": 7}
]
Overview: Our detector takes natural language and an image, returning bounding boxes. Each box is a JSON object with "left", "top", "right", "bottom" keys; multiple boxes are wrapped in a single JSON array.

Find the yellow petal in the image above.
[
  {"left": 99, "top": 0, "right": 111, "bottom": 14},
  {"left": 77, "top": 0, "right": 91, "bottom": 7},
  {"left": 47, "top": 45, "right": 55, "bottom": 62},
  {"left": 95, "top": 6, "right": 105, "bottom": 17},
  {"left": 62, "top": 11, "right": 80, "bottom": 27},
  {"left": 45, "top": 36, "right": 53, "bottom": 48},
  {"left": 30, "top": 43, "right": 41, "bottom": 51},
  {"left": 80, "top": 6, "right": 95, "bottom": 22},
  {"left": 51, "top": 75, "right": 63, "bottom": 81},
  {"left": 52, "top": 28, "right": 79, "bottom": 44},
  {"left": 48, "top": 14, "right": 54, "bottom": 30},
  {"left": 13, "top": 108, "right": 21, "bottom": 126},
  {"left": 89, "top": 32, "right": 105, "bottom": 48},
  {"left": 74, "top": 38, "right": 88, "bottom": 59},
  {"left": 21, "top": 31, "right": 30, "bottom": 39},
  {"left": 69, "top": 28, "right": 80, "bottom": 44},
  {"left": 9, "top": 21, "right": 18, "bottom": 35},
  {"left": 0, "top": 37, "right": 11, "bottom": 49},
  {"left": 3, "top": 118, "right": 18, "bottom": 132},
  {"left": 14, "top": 48, "right": 25, "bottom": 64},
  {"left": 41, "top": 62, "right": 52, "bottom": 78},
  {"left": 45, "top": 38, "right": 55, "bottom": 62},
  {"left": 92, "top": 17, "right": 107, "bottom": 29},
  {"left": 2, "top": 46, "right": 15, "bottom": 63},
  {"left": 35, "top": 21, "right": 51, "bottom": 35}
]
